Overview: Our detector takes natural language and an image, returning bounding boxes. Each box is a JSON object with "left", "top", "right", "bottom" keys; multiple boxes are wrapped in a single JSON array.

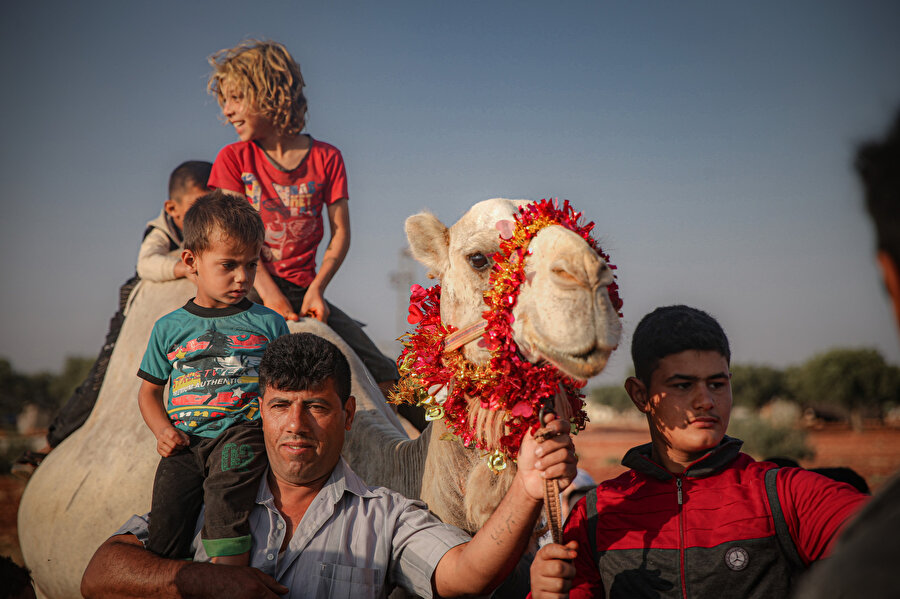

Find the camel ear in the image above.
[{"left": 406, "top": 212, "right": 450, "bottom": 276}]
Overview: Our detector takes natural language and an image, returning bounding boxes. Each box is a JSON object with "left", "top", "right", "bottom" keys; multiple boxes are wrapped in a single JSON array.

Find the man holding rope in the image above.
[{"left": 82, "top": 332, "right": 577, "bottom": 599}]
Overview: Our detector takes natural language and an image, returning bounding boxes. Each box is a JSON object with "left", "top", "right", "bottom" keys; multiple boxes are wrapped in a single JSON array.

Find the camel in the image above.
[
  {"left": 400, "top": 198, "right": 622, "bottom": 534},
  {"left": 18, "top": 198, "right": 621, "bottom": 598}
]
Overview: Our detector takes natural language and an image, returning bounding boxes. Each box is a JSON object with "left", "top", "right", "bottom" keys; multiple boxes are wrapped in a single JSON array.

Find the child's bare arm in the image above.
[
  {"left": 137, "top": 380, "right": 189, "bottom": 457},
  {"left": 137, "top": 228, "right": 186, "bottom": 281},
  {"left": 253, "top": 267, "right": 299, "bottom": 322},
  {"left": 301, "top": 198, "right": 350, "bottom": 322}
]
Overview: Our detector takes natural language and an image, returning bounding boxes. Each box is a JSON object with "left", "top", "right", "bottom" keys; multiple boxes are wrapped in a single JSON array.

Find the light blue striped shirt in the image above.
[{"left": 117, "top": 458, "right": 471, "bottom": 598}]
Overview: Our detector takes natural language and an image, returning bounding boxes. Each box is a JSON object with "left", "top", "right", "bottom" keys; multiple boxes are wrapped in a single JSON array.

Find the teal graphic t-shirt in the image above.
[{"left": 138, "top": 299, "right": 289, "bottom": 438}]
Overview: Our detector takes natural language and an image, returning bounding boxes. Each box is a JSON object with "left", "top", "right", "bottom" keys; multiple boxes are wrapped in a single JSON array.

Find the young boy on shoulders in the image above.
[
  {"left": 205, "top": 39, "right": 400, "bottom": 396},
  {"left": 12, "top": 161, "right": 211, "bottom": 480},
  {"left": 530, "top": 305, "right": 868, "bottom": 599},
  {"left": 137, "top": 191, "right": 289, "bottom": 565}
]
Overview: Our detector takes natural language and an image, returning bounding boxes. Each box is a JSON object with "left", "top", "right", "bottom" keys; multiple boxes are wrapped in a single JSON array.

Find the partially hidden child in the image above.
[
  {"left": 12, "top": 161, "right": 211, "bottom": 480},
  {"left": 205, "top": 39, "right": 400, "bottom": 398},
  {"left": 137, "top": 191, "right": 289, "bottom": 564}
]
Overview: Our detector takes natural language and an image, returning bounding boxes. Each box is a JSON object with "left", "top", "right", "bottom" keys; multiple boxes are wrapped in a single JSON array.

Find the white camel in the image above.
[
  {"left": 402, "top": 198, "right": 622, "bottom": 533},
  {"left": 18, "top": 198, "right": 621, "bottom": 598}
]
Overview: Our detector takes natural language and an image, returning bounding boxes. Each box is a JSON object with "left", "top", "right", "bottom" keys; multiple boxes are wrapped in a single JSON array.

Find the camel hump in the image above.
[{"left": 19, "top": 278, "right": 195, "bottom": 598}]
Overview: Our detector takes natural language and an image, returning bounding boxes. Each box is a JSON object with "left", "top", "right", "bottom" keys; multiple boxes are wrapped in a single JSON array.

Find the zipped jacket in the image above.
[{"left": 564, "top": 437, "right": 866, "bottom": 599}]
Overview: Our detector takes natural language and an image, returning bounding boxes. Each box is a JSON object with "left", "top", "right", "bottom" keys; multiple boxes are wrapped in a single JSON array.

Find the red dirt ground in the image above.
[{"left": 4, "top": 424, "right": 899, "bottom": 567}]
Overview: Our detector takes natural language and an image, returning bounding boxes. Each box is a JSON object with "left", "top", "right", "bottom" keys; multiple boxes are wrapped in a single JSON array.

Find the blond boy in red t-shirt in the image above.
[{"left": 206, "top": 40, "right": 401, "bottom": 400}]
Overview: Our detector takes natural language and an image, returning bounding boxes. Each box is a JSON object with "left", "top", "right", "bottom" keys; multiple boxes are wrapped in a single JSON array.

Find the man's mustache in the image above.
[{"left": 279, "top": 434, "right": 317, "bottom": 445}]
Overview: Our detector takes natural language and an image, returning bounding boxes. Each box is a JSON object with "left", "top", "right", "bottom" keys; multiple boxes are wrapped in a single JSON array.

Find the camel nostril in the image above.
[{"left": 583, "top": 253, "right": 610, "bottom": 287}]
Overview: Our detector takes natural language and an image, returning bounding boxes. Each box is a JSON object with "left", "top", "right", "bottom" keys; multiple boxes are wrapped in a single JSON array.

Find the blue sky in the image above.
[{"left": 2, "top": 1, "right": 899, "bottom": 385}]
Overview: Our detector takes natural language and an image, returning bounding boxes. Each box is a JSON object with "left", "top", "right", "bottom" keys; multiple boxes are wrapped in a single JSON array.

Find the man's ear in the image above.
[
  {"left": 625, "top": 377, "right": 651, "bottom": 413},
  {"left": 343, "top": 395, "right": 356, "bottom": 430},
  {"left": 877, "top": 250, "right": 900, "bottom": 331},
  {"left": 182, "top": 249, "right": 197, "bottom": 274}
]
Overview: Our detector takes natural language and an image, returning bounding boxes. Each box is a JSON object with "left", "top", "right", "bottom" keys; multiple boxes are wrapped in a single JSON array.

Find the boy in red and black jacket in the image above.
[{"left": 530, "top": 305, "right": 867, "bottom": 599}]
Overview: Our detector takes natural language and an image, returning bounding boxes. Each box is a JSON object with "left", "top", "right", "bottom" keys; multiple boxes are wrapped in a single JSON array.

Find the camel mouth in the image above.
[
  {"left": 516, "top": 314, "right": 618, "bottom": 380},
  {"left": 530, "top": 340, "right": 613, "bottom": 381}
]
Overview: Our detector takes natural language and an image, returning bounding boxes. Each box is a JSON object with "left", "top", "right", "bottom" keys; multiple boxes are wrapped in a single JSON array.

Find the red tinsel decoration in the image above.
[{"left": 393, "top": 199, "right": 622, "bottom": 469}]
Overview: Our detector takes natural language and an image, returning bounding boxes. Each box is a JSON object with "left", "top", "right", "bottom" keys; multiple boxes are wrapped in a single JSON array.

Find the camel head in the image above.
[
  {"left": 401, "top": 198, "right": 622, "bottom": 533},
  {"left": 405, "top": 198, "right": 622, "bottom": 379}
]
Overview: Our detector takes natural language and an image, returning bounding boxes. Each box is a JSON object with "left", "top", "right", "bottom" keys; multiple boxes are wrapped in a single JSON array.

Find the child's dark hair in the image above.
[
  {"left": 208, "top": 40, "right": 307, "bottom": 138},
  {"left": 182, "top": 190, "right": 264, "bottom": 254},
  {"left": 856, "top": 108, "right": 900, "bottom": 266},
  {"left": 631, "top": 305, "right": 731, "bottom": 385},
  {"left": 168, "top": 161, "right": 212, "bottom": 200},
  {"left": 259, "top": 333, "right": 351, "bottom": 404}
]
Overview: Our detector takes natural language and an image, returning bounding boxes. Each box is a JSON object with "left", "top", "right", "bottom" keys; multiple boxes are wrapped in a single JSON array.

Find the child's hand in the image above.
[
  {"left": 301, "top": 288, "right": 330, "bottom": 323},
  {"left": 156, "top": 426, "right": 190, "bottom": 457},
  {"left": 173, "top": 260, "right": 190, "bottom": 279},
  {"left": 263, "top": 289, "right": 299, "bottom": 322}
]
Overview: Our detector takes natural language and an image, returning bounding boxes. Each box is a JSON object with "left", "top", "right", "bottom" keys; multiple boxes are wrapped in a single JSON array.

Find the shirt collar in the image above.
[
  {"left": 255, "top": 457, "right": 379, "bottom": 508},
  {"left": 622, "top": 436, "right": 744, "bottom": 481}
]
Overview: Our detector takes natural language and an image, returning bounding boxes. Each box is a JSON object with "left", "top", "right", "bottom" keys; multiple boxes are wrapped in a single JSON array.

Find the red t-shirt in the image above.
[{"left": 208, "top": 138, "right": 349, "bottom": 288}]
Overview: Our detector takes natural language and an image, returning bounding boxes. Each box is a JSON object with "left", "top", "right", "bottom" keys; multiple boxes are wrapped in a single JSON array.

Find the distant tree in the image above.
[
  {"left": 0, "top": 358, "right": 27, "bottom": 428},
  {"left": 0, "top": 355, "right": 94, "bottom": 430},
  {"left": 0, "top": 358, "right": 52, "bottom": 429},
  {"left": 787, "top": 348, "right": 900, "bottom": 430},
  {"left": 589, "top": 385, "right": 633, "bottom": 412},
  {"left": 730, "top": 364, "right": 787, "bottom": 408},
  {"left": 728, "top": 414, "right": 814, "bottom": 461},
  {"left": 48, "top": 356, "right": 95, "bottom": 406}
]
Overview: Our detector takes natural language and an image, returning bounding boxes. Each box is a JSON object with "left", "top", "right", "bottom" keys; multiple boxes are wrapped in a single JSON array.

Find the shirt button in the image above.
[
  {"left": 277, "top": 521, "right": 285, "bottom": 530},
  {"left": 267, "top": 553, "right": 275, "bottom": 561}
]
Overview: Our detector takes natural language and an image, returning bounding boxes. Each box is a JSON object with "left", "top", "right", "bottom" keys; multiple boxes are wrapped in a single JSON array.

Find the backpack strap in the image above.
[
  {"left": 585, "top": 486, "right": 600, "bottom": 569},
  {"left": 765, "top": 467, "right": 806, "bottom": 573}
]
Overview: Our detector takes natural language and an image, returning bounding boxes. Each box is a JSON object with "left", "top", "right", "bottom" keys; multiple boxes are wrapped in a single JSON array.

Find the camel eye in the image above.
[{"left": 467, "top": 252, "right": 491, "bottom": 271}]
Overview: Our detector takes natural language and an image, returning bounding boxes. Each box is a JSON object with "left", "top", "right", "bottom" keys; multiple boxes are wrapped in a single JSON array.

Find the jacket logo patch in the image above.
[{"left": 725, "top": 546, "right": 749, "bottom": 571}]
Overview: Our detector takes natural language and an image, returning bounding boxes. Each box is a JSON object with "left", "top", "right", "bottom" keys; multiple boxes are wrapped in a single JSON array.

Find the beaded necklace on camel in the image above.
[{"left": 391, "top": 199, "right": 623, "bottom": 473}]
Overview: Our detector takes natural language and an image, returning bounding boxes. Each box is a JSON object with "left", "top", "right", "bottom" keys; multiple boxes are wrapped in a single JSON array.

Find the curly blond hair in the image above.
[{"left": 208, "top": 39, "right": 307, "bottom": 138}]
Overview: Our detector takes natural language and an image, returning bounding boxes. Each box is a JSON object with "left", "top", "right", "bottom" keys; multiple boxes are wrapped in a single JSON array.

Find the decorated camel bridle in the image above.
[{"left": 391, "top": 199, "right": 623, "bottom": 539}]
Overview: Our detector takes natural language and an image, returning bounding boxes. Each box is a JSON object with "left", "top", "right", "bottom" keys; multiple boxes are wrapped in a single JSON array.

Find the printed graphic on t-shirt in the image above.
[
  {"left": 237, "top": 168, "right": 328, "bottom": 287},
  {"left": 274, "top": 181, "right": 319, "bottom": 215},
  {"left": 258, "top": 209, "right": 319, "bottom": 263},
  {"left": 241, "top": 173, "right": 262, "bottom": 210},
  {"left": 165, "top": 329, "right": 269, "bottom": 432}
]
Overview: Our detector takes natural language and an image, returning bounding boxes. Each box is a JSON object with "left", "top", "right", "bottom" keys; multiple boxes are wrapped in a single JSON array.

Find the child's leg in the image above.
[
  {"left": 148, "top": 444, "right": 205, "bottom": 559},
  {"left": 322, "top": 301, "right": 400, "bottom": 384},
  {"left": 266, "top": 277, "right": 401, "bottom": 385},
  {"left": 200, "top": 421, "right": 268, "bottom": 564},
  {"left": 262, "top": 276, "right": 424, "bottom": 429},
  {"left": 45, "top": 313, "right": 119, "bottom": 447},
  {"left": 322, "top": 301, "right": 432, "bottom": 431}
]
